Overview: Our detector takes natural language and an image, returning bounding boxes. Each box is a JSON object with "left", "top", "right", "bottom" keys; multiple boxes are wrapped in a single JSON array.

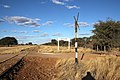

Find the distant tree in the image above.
[
  {"left": 51, "top": 39, "right": 57, "bottom": 45},
  {"left": 59, "top": 40, "right": 68, "bottom": 46},
  {"left": 28, "top": 42, "right": 32, "bottom": 45},
  {"left": 71, "top": 37, "right": 93, "bottom": 48},
  {"left": 0, "top": 37, "right": 18, "bottom": 47}
]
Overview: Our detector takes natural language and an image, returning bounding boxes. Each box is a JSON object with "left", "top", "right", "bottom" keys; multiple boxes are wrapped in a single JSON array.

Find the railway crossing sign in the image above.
[{"left": 74, "top": 13, "right": 79, "bottom": 64}]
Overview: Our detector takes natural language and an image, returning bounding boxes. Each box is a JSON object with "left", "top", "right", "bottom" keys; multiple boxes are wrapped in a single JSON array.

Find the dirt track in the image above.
[{"left": 15, "top": 55, "right": 58, "bottom": 80}]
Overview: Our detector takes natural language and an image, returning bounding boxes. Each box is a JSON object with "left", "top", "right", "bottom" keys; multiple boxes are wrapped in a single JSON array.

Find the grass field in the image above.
[{"left": 0, "top": 45, "right": 35, "bottom": 54}]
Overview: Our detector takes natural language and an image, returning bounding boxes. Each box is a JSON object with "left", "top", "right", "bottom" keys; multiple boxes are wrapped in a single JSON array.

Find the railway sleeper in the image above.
[{"left": 0, "top": 59, "right": 25, "bottom": 80}]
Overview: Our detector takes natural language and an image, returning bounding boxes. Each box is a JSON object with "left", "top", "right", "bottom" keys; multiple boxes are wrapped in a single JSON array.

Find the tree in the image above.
[
  {"left": 0, "top": 37, "right": 18, "bottom": 46},
  {"left": 92, "top": 19, "right": 120, "bottom": 51},
  {"left": 51, "top": 39, "right": 57, "bottom": 45},
  {"left": 28, "top": 42, "right": 32, "bottom": 45}
]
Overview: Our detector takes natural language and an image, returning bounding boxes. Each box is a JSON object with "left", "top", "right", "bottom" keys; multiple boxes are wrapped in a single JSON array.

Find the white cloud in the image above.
[
  {"left": 64, "top": 22, "right": 90, "bottom": 27},
  {"left": 0, "top": 19, "right": 5, "bottom": 23},
  {"left": 3, "top": 5, "right": 10, "bottom": 8},
  {"left": 40, "top": 33, "right": 49, "bottom": 37},
  {"left": 19, "top": 31, "right": 28, "bottom": 33},
  {"left": 62, "top": 0, "right": 73, "bottom": 2},
  {"left": 12, "top": 30, "right": 28, "bottom": 33},
  {"left": 51, "top": 0, "right": 80, "bottom": 9},
  {"left": 32, "top": 30, "right": 41, "bottom": 33},
  {"left": 52, "top": 33, "right": 62, "bottom": 36},
  {"left": 51, "top": 0, "right": 65, "bottom": 5},
  {"left": 63, "top": 23, "right": 74, "bottom": 27},
  {"left": 40, "top": 1, "right": 46, "bottom": 4},
  {"left": 65, "top": 5, "right": 80, "bottom": 9},
  {"left": 0, "top": 4, "right": 11, "bottom": 8},
  {"left": 4, "top": 16, "right": 40, "bottom": 27},
  {"left": 42, "top": 21, "right": 54, "bottom": 26},
  {"left": 35, "top": 18, "right": 41, "bottom": 21},
  {"left": 79, "top": 22, "right": 90, "bottom": 27},
  {"left": 92, "top": 22, "right": 100, "bottom": 25},
  {"left": 63, "top": 0, "right": 69, "bottom": 2}
]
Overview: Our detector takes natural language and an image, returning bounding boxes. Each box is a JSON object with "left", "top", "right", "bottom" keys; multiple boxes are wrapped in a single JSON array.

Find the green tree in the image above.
[
  {"left": 92, "top": 19, "right": 120, "bottom": 51},
  {"left": 0, "top": 37, "right": 18, "bottom": 46}
]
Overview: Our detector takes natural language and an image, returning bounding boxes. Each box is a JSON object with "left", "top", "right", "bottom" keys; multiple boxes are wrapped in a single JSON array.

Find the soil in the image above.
[{"left": 15, "top": 55, "right": 58, "bottom": 80}]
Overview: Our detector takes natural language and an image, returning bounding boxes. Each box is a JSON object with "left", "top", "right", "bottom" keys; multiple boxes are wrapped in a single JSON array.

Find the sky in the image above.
[{"left": 0, "top": 0, "right": 120, "bottom": 44}]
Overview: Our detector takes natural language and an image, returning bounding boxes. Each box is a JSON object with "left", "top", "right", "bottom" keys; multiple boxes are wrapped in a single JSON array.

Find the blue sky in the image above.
[{"left": 0, "top": 0, "right": 120, "bottom": 44}]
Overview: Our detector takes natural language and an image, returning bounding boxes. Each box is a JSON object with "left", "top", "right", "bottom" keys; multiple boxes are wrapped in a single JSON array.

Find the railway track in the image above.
[
  {"left": 0, "top": 53, "right": 29, "bottom": 80},
  {"left": 0, "top": 54, "right": 20, "bottom": 64}
]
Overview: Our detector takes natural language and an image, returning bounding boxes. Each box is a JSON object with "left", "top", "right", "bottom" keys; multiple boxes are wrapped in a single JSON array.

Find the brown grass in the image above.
[
  {"left": 0, "top": 45, "right": 94, "bottom": 54},
  {"left": 54, "top": 55, "right": 120, "bottom": 80},
  {"left": 0, "top": 45, "right": 35, "bottom": 54},
  {"left": 37, "top": 45, "right": 94, "bottom": 53}
]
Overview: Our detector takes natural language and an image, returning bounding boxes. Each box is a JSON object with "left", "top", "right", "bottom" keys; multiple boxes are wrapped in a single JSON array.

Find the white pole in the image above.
[
  {"left": 68, "top": 38, "right": 70, "bottom": 49},
  {"left": 97, "top": 45, "right": 98, "bottom": 51},
  {"left": 104, "top": 46, "right": 106, "bottom": 52},
  {"left": 58, "top": 38, "right": 59, "bottom": 51}
]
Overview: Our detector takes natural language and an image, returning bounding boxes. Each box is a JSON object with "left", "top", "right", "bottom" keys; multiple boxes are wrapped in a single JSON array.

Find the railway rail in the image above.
[
  {"left": 0, "top": 54, "right": 20, "bottom": 64},
  {"left": 0, "top": 47, "right": 36, "bottom": 80}
]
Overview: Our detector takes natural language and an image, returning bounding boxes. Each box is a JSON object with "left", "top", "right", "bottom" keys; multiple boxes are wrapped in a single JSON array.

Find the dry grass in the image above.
[
  {"left": 0, "top": 45, "right": 93, "bottom": 54},
  {"left": 0, "top": 45, "right": 35, "bottom": 54},
  {"left": 37, "top": 45, "right": 94, "bottom": 53},
  {"left": 54, "top": 55, "right": 120, "bottom": 80}
]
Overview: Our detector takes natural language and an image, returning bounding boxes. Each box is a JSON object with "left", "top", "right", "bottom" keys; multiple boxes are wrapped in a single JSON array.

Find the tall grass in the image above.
[{"left": 53, "top": 55, "right": 120, "bottom": 80}]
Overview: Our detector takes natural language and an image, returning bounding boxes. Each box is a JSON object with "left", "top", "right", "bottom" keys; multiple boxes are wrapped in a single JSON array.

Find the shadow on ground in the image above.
[{"left": 82, "top": 72, "right": 95, "bottom": 80}]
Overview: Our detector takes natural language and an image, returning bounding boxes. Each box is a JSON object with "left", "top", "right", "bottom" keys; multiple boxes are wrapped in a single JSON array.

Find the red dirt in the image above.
[{"left": 15, "top": 55, "right": 58, "bottom": 80}]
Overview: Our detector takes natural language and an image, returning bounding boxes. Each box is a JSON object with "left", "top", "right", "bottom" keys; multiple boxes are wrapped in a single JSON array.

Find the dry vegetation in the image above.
[
  {"left": 37, "top": 45, "right": 94, "bottom": 53},
  {"left": 54, "top": 55, "right": 120, "bottom": 80},
  {"left": 0, "top": 45, "right": 120, "bottom": 80},
  {"left": 0, "top": 45, "right": 35, "bottom": 54}
]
